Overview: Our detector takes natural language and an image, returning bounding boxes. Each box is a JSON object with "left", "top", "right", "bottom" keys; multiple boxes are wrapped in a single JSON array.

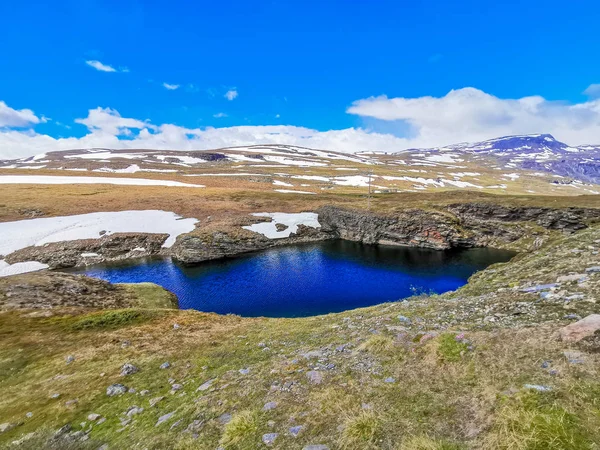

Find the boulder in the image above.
[{"left": 560, "top": 314, "right": 600, "bottom": 342}]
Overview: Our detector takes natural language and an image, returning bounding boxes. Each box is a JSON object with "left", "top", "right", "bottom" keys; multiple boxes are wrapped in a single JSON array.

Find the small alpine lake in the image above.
[{"left": 67, "top": 241, "right": 515, "bottom": 317}]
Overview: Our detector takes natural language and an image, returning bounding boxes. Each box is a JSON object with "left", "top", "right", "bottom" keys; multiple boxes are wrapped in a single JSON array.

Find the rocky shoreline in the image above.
[{"left": 3, "top": 203, "right": 600, "bottom": 272}]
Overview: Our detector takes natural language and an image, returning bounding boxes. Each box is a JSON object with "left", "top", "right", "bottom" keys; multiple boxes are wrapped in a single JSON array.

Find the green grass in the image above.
[
  {"left": 436, "top": 334, "right": 471, "bottom": 363},
  {"left": 119, "top": 282, "right": 178, "bottom": 309},
  {"left": 339, "top": 410, "right": 383, "bottom": 449},
  {"left": 219, "top": 410, "right": 261, "bottom": 449},
  {"left": 69, "top": 308, "right": 166, "bottom": 330},
  {"left": 484, "top": 393, "right": 595, "bottom": 449}
]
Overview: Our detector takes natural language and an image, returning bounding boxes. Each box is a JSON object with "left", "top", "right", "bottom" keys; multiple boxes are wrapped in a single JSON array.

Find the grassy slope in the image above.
[{"left": 1, "top": 228, "right": 599, "bottom": 449}]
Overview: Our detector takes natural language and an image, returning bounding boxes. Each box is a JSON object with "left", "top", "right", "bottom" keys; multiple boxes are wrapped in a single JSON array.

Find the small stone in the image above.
[
  {"left": 384, "top": 377, "right": 396, "bottom": 383},
  {"left": 121, "top": 341, "right": 130, "bottom": 348},
  {"left": 98, "top": 445, "right": 109, "bottom": 450},
  {"left": 196, "top": 379, "right": 216, "bottom": 391},
  {"left": 397, "top": 315, "right": 412, "bottom": 325},
  {"left": 563, "top": 350, "right": 585, "bottom": 364},
  {"left": 173, "top": 323, "right": 181, "bottom": 329},
  {"left": 50, "top": 393, "right": 60, "bottom": 399},
  {"left": 585, "top": 266, "right": 600, "bottom": 273},
  {"left": 303, "top": 445, "right": 330, "bottom": 450},
  {"left": 140, "top": 390, "right": 150, "bottom": 396},
  {"left": 159, "top": 362, "right": 171, "bottom": 369},
  {"left": 557, "top": 274, "right": 587, "bottom": 283},
  {"left": 519, "top": 284, "right": 557, "bottom": 293},
  {"left": 186, "top": 419, "right": 204, "bottom": 433},
  {"left": 263, "top": 401, "right": 277, "bottom": 411},
  {"left": 564, "top": 314, "right": 582, "bottom": 320},
  {"left": 149, "top": 396, "right": 164, "bottom": 407},
  {"left": 262, "top": 433, "right": 278, "bottom": 446},
  {"left": 306, "top": 371, "right": 323, "bottom": 384},
  {"left": 120, "top": 363, "right": 139, "bottom": 376},
  {"left": 155, "top": 412, "right": 175, "bottom": 427},
  {"left": 218, "top": 413, "right": 232, "bottom": 425},
  {"left": 106, "top": 384, "right": 128, "bottom": 396},
  {"left": 66, "top": 355, "right": 75, "bottom": 364},
  {"left": 540, "top": 361, "right": 551, "bottom": 369},
  {"left": 524, "top": 384, "right": 552, "bottom": 392},
  {"left": 87, "top": 413, "right": 101, "bottom": 421},
  {"left": 128, "top": 388, "right": 136, "bottom": 394},
  {"left": 65, "top": 399, "right": 78, "bottom": 408},
  {"left": 171, "top": 384, "right": 183, "bottom": 392},
  {"left": 170, "top": 419, "right": 183, "bottom": 430},
  {"left": 239, "top": 368, "right": 250, "bottom": 375},
  {"left": 126, "top": 406, "right": 144, "bottom": 417},
  {"left": 289, "top": 425, "right": 303, "bottom": 437},
  {"left": 25, "top": 412, "right": 33, "bottom": 418}
]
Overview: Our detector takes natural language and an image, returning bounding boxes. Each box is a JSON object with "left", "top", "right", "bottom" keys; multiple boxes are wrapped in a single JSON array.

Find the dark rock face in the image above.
[
  {"left": 172, "top": 225, "right": 333, "bottom": 264},
  {"left": 448, "top": 203, "right": 600, "bottom": 233},
  {"left": 317, "top": 203, "right": 600, "bottom": 250},
  {"left": 4, "top": 233, "right": 169, "bottom": 269},
  {"left": 317, "top": 205, "right": 469, "bottom": 250}
]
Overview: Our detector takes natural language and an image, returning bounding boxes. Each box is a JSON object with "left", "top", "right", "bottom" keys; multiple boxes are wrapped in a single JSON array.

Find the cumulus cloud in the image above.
[
  {"left": 2, "top": 87, "right": 600, "bottom": 160},
  {"left": 163, "top": 83, "right": 180, "bottom": 90},
  {"left": 0, "top": 101, "right": 45, "bottom": 128},
  {"left": 583, "top": 84, "right": 600, "bottom": 99},
  {"left": 85, "top": 60, "right": 118, "bottom": 72},
  {"left": 74, "top": 107, "right": 156, "bottom": 136},
  {"left": 347, "top": 87, "right": 600, "bottom": 147},
  {"left": 213, "top": 112, "right": 228, "bottom": 118},
  {"left": 224, "top": 89, "right": 238, "bottom": 101}
]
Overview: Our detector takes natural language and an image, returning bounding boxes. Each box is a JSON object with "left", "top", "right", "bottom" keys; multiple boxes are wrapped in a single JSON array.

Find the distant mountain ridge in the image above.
[{"left": 400, "top": 134, "right": 600, "bottom": 185}]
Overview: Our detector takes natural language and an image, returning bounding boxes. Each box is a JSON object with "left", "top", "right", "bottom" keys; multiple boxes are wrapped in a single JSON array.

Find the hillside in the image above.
[{"left": 1, "top": 135, "right": 599, "bottom": 199}]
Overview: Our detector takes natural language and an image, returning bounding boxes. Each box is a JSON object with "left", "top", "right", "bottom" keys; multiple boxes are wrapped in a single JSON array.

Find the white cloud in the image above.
[
  {"left": 0, "top": 101, "right": 45, "bottom": 127},
  {"left": 583, "top": 84, "right": 600, "bottom": 99},
  {"left": 225, "top": 89, "right": 238, "bottom": 101},
  {"left": 213, "top": 112, "right": 228, "bottom": 118},
  {"left": 347, "top": 87, "right": 600, "bottom": 147},
  {"left": 163, "top": 83, "right": 180, "bottom": 90},
  {"left": 74, "top": 107, "right": 156, "bottom": 136},
  {"left": 85, "top": 60, "right": 118, "bottom": 73},
  {"left": 2, "top": 86, "right": 600, "bottom": 160}
]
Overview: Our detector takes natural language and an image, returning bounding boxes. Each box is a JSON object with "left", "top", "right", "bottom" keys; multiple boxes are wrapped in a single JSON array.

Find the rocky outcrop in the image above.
[
  {"left": 172, "top": 225, "right": 332, "bottom": 264},
  {"left": 317, "top": 205, "right": 472, "bottom": 250},
  {"left": 0, "top": 271, "right": 176, "bottom": 310},
  {"left": 4, "top": 233, "right": 169, "bottom": 269},
  {"left": 317, "top": 203, "right": 600, "bottom": 250},
  {"left": 448, "top": 203, "right": 600, "bottom": 233}
]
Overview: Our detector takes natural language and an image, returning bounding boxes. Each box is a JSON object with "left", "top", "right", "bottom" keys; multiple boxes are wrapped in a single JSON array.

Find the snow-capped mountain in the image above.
[{"left": 400, "top": 134, "right": 600, "bottom": 184}]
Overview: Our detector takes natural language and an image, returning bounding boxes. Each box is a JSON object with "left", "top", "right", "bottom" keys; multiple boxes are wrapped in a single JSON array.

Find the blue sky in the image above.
[{"left": 1, "top": 0, "right": 599, "bottom": 158}]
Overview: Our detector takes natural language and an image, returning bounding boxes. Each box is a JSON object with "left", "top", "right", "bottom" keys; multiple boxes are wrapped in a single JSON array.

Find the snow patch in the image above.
[
  {"left": 273, "top": 180, "right": 293, "bottom": 187},
  {"left": 0, "top": 260, "right": 49, "bottom": 278},
  {"left": 0, "top": 175, "right": 204, "bottom": 188},
  {"left": 274, "top": 189, "right": 316, "bottom": 195},
  {"left": 242, "top": 212, "right": 320, "bottom": 239},
  {"left": 0, "top": 210, "right": 198, "bottom": 258}
]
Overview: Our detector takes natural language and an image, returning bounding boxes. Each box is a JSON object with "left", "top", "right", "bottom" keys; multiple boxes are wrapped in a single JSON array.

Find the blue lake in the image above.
[{"left": 68, "top": 241, "right": 514, "bottom": 317}]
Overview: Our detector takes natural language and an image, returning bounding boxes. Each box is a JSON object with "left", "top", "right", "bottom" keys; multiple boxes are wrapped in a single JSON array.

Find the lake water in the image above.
[{"left": 68, "top": 241, "right": 514, "bottom": 317}]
